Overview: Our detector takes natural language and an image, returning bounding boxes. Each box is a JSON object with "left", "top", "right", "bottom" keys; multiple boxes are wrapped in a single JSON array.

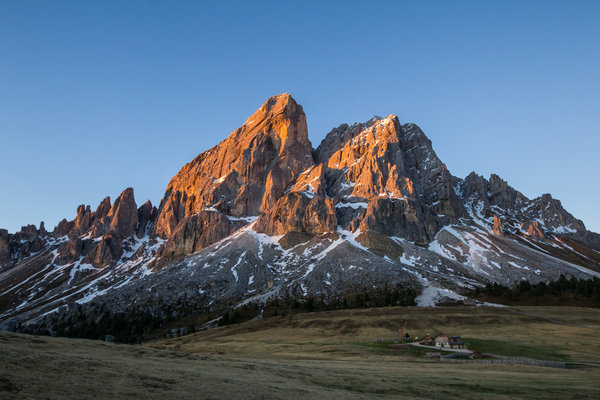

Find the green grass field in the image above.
[{"left": 1, "top": 306, "right": 599, "bottom": 399}]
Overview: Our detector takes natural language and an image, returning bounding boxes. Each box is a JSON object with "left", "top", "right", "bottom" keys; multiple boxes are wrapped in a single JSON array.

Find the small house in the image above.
[
  {"left": 422, "top": 334, "right": 434, "bottom": 346},
  {"left": 434, "top": 334, "right": 450, "bottom": 348},
  {"left": 449, "top": 336, "right": 465, "bottom": 349}
]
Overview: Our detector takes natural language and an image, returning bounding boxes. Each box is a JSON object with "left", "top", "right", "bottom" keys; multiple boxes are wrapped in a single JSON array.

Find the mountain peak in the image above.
[
  {"left": 3, "top": 95, "right": 600, "bottom": 332},
  {"left": 264, "top": 92, "right": 295, "bottom": 109},
  {"left": 153, "top": 94, "right": 314, "bottom": 239},
  {"left": 243, "top": 93, "right": 300, "bottom": 124}
]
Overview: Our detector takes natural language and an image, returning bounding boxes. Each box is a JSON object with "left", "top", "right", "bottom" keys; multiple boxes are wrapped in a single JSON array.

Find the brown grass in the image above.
[{"left": 1, "top": 306, "right": 599, "bottom": 399}]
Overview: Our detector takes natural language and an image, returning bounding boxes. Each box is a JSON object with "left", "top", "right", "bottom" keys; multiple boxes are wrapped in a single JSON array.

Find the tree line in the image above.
[
  {"left": 468, "top": 275, "right": 600, "bottom": 307},
  {"left": 20, "top": 294, "right": 206, "bottom": 344},
  {"left": 219, "top": 284, "right": 417, "bottom": 326},
  {"left": 20, "top": 284, "right": 417, "bottom": 342}
]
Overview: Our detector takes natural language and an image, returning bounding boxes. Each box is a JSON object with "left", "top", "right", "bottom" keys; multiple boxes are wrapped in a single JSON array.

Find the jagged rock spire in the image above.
[{"left": 153, "top": 93, "right": 314, "bottom": 238}]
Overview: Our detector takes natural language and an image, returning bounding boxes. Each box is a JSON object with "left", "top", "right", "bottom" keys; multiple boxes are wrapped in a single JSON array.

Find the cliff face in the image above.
[
  {"left": 153, "top": 109, "right": 463, "bottom": 251},
  {"left": 153, "top": 94, "right": 314, "bottom": 238},
  {"left": 2, "top": 93, "right": 599, "bottom": 327}
]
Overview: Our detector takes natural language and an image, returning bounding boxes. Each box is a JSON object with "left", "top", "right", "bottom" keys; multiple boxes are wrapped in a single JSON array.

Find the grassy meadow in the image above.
[{"left": 1, "top": 306, "right": 599, "bottom": 399}]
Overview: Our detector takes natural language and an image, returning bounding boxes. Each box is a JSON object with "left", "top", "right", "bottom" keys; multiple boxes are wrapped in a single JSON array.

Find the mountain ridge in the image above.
[{"left": 1, "top": 93, "right": 599, "bottom": 331}]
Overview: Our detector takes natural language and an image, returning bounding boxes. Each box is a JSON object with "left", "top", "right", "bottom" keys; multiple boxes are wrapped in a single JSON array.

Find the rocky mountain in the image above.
[{"left": 1, "top": 94, "right": 599, "bottom": 331}]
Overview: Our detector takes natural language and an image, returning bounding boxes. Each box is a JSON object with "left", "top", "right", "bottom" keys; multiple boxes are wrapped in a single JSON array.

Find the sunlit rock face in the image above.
[
  {"left": 108, "top": 188, "right": 138, "bottom": 238},
  {"left": 522, "top": 221, "right": 545, "bottom": 240},
  {"left": 492, "top": 215, "right": 503, "bottom": 235},
  {"left": 153, "top": 93, "right": 314, "bottom": 238},
  {"left": 313, "top": 116, "right": 459, "bottom": 242}
]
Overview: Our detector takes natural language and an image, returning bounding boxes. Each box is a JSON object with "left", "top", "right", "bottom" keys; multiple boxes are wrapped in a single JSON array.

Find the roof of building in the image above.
[{"left": 449, "top": 336, "right": 464, "bottom": 344}]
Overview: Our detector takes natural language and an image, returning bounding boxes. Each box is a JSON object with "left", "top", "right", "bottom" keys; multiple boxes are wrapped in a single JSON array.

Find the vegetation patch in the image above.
[
  {"left": 467, "top": 275, "right": 600, "bottom": 307},
  {"left": 463, "top": 337, "right": 570, "bottom": 361}
]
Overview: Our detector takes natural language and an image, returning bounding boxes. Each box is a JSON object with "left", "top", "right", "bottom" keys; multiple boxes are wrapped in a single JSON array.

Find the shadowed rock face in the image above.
[
  {"left": 83, "top": 232, "right": 123, "bottom": 268},
  {"left": 356, "top": 230, "right": 404, "bottom": 258},
  {"left": 153, "top": 93, "right": 314, "bottom": 238},
  {"left": 108, "top": 188, "right": 138, "bottom": 238},
  {"left": 136, "top": 200, "right": 156, "bottom": 239},
  {"left": 254, "top": 192, "right": 337, "bottom": 236},
  {"left": 157, "top": 211, "right": 245, "bottom": 265},
  {"left": 360, "top": 198, "right": 438, "bottom": 244},
  {"left": 0, "top": 224, "right": 46, "bottom": 271},
  {"left": 0, "top": 229, "right": 11, "bottom": 265}
]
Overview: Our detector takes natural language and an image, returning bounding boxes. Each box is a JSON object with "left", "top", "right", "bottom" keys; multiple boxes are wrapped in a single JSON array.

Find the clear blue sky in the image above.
[{"left": 1, "top": 0, "right": 599, "bottom": 233}]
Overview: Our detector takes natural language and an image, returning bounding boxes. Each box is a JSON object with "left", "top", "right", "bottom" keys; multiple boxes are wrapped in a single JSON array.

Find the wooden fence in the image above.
[{"left": 440, "top": 356, "right": 566, "bottom": 369}]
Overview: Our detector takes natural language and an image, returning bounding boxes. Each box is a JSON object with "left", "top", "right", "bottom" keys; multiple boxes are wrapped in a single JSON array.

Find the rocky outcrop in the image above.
[
  {"left": 313, "top": 116, "right": 460, "bottom": 242},
  {"left": 54, "top": 218, "right": 74, "bottom": 237},
  {"left": 89, "top": 197, "right": 112, "bottom": 236},
  {"left": 356, "top": 230, "right": 403, "bottom": 258},
  {"left": 83, "top": 232, "right": 123, "bottom": 268},
  {"left": 0, "top": 229, "right": 10, "bottom": 265},
  {"left": 153, "top": 93, "right": 314, "bottom": 238},
  {"left": 522, "top": 221, "right": 545, "bottom": 240},
  {"left": 46, "top": 188, "right": 155, "bottom": 269},
  {"left": 533, "top": 194, "right": 586, "bottom": 233},
  {"left": 278, "top": 231, "right": 318, "bottom": 249},
  {"left": 315, "top": 116, "right": 411, "bottom": 200},
  {"left": 56, "top": 237, "right": 85, "bottom": 265},
  {"left": 53, "top": 189, "right": 141, "bottom": 241},
  {"left": 460, "top": 172, "right": 527, "bottom": 218},
  {"left": 254, "top": 193, "right": 337, "bottom": 236},
  {"left": 108, "top": 188, "right": 138, "bottom": 238},
  {"left": 493, "top": 215, "right": 503, "bottom": 235},
  {"left": 290, "top": 164, "right": 326, "bottom": 197},
  {"left": 460, "top": 172, "right": 590, "bottom": 243},
  {"left": 157, "top": 211, "right": 241, "bottom": 263},
  {"left": 0, "top": 223, "right": 48, "bottom": 272},
  {"left": 136, "top": 200, "right": 156, "bottom": 238},
  {"left": 399, "top": 123, "right": 463, "bottom": 219},
  {"left": 488, "top": 174, "right": 527, "bottom": 211},
  {"left": 359, "top": 198, "right": 438, "bottom": 244},
  {"left": 574, "top": 230, "right": 600, "bottom": 251},
  {"left": 73, "top": 205, "right": 92, "bottom": 236}
]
